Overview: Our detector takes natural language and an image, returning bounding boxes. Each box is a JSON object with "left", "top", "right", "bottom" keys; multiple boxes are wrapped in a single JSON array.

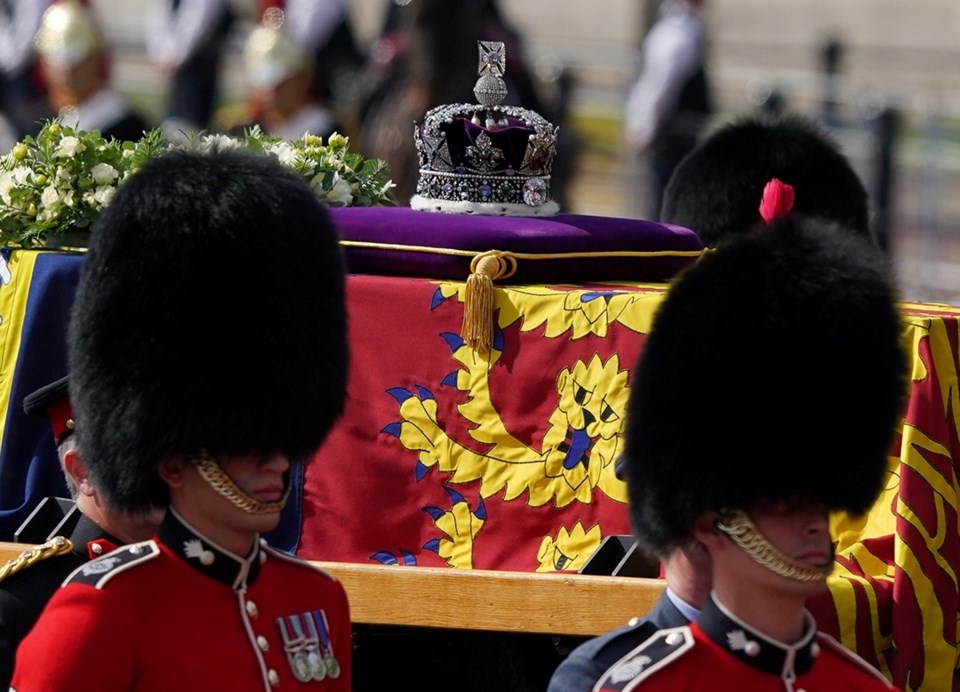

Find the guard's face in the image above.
[
  {"left": 168, "top": 452, "right": 290, "bottom": 554},
  {"left": 750, "top": 500, "right": 833, "bottom": 573},
  {"left": 42, "top": 52, "right": 106, "bottom": 108}
]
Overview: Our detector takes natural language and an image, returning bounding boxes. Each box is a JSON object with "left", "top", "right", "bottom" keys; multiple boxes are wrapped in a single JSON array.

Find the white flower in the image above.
[
  {"left": 40, "top": 184, "right": 62, "bottom": 209},
  {"left": 0, "top": 167, "right": 30, "bottom": 205},
  {"left": 267, "top": 141, "right": 295, "bottom": 166},
  {"left": 93, "top": 185, "right": 116, "bottom": 207},
  {"left": 91, "top": 163, "right": 119, "bottom": 185},
  {"left": 321, "top": 174, "right": 354, "bottom": 206},
  {"left": 56, "top": 136, "right": 84, "bottom": 158},
  {"left": 195, "top": 134, "right": 242, "bottom": 153}
]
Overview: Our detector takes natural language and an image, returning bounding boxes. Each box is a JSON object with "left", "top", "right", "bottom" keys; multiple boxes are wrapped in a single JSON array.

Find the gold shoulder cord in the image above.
[{"left": 0, "top": 536, "right": 73, "bottom": 583}]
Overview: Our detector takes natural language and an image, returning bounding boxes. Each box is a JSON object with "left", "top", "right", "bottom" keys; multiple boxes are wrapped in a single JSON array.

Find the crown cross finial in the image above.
[{"left": 474, "top": 41, "right": 508, "bottom": 108}]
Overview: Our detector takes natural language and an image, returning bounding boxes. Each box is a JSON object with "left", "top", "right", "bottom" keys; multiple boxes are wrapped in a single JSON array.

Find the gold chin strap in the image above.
[
  {"left": 193, "top": 451, "right": 291, "bottom": 515},
  {"left": 715, "top": 509, "right": 833, "bottom": 583}
]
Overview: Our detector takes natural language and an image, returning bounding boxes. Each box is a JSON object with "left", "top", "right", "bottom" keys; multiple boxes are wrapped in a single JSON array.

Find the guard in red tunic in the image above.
[
  {"left": 12, "top": 146, "right": 351, "bottom": 691},
  {"left": 590, "top": 214, "right": 907, "bottom": 691}
]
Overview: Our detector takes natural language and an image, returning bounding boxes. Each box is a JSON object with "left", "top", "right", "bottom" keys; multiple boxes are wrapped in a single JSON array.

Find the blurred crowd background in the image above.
[{"left": 3, "top": 0, "right": 960, "bottom": 303}]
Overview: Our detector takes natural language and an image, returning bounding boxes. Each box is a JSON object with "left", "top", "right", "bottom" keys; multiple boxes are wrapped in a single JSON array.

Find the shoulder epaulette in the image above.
[
  {"left": 816, "top": 632, "right": 894, "bottom": 688},
  {"left": 592, "top": 626, "right": 694, "bottom": 692},
  {"left": 0, "top": 536, "right": 73, "bottom": 584},
  {"left": 64, "top": 540, "right": 159, "bottom": 589}
]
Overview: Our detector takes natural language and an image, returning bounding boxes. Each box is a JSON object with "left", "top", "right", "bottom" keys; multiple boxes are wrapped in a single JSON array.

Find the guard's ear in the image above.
[
  {"left": 63, "top": 446, "right": 94, "bottom": 497},
  {"left": 691, "top": 511, "right": 723, "bottom": 550},
  {"left": 157, "top": 457, "right": 189, "bottom": 489}
]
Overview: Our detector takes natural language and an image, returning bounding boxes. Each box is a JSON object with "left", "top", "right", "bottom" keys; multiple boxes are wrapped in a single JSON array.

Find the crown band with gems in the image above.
[{"left": 411, "top": 41, "right": 559, "bottom": 216}]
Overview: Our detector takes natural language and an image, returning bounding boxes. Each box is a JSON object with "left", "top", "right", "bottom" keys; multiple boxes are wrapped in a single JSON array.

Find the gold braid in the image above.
[
  {"left": 193, "top": 452, "right": 290, "bottom": 515},
  {"left": 715, "top": 509, "right": 833, "bottom": 583},
  {"left": 0, "top": 536, "right": 73, "bottom": 583}
]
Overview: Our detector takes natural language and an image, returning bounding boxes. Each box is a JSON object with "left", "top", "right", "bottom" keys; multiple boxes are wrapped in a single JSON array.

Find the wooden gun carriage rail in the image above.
[{"left": 0, "top": 541, "right": 665, "bottom": 637}]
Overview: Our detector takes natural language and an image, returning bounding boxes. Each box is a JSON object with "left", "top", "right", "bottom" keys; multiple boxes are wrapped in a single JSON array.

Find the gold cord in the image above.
[
  {"left": 715, "top": 509, "right": 833, "bottom": 583},
  {"left": 194, "top": 452, "right": 290, "bottom": 515},
  {"left": 0, "top": 536, "right": 73, "bottom": 583}
]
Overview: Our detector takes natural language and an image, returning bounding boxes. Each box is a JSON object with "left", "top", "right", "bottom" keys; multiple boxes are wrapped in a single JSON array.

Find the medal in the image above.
[
  {"left": 278, "top": 610, "right": 341, "bottom": 683},
  {"left": 276, "top": 615, "right": 313, "bottom": 683},
  {"left": 307, "top": 649, "right": 327, "bottom": 681},
  {"left": 311, "top": 610, "right": 341, "bottom": 680},
  {"left": 302, "top": 613, "right": 327, "bottom": 681}
]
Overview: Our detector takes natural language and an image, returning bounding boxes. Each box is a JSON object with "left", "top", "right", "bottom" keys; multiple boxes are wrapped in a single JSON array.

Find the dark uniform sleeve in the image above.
[
  {"left": 11, "top": 545, "right": 154, "bottom": 691},
  {"left": 549, "top": 620, "right": 662, "bottom": 692},
  {"left": 0, "top": 556, "right": 79, "bottom": 689}
]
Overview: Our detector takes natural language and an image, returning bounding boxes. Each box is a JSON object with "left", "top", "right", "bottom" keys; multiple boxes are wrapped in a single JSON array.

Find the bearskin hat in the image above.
[
  {"left": 624, "top": 215, "right": 907, "bottom": 557},
  {"left": 68, "top": 149, "right": 348, "bottom": 514},
  {"left": 660, "top": 114, "right": 871, "bottom": 248}
]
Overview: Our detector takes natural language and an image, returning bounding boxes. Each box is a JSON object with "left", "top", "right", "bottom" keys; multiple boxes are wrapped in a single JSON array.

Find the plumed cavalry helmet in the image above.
[
  {"left": 243, "top": 7, "right": 312, "bottom": 90},
  {"left": 68, "top": 149, "right": 348, "bottom": 514},
  {"left": 661, "top": 114, "right": 871, "bottom": 248},
  {"left": 34, "top": 0, "right": 105, "bottom": 68},
  {"left": 623, "top": 215, "right": 907, "bottom": 559}
]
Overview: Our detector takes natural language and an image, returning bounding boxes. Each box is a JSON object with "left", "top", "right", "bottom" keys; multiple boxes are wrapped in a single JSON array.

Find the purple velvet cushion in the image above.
[{"left": 329, "top": 207, "right": 703, "bottom": 284}]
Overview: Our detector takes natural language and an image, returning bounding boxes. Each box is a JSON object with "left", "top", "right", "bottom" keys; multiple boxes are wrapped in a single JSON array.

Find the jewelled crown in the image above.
[{"left": 412, "top": 41, "right": 559, "bottom": 216}]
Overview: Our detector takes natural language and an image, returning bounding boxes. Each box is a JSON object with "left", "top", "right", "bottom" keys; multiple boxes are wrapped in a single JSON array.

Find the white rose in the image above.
[
  {"left": 93, "top": 185, "right": 117, "bottom": 207},
  {"left": 268, "top": 142, "right": 295, "bottom": 166},
  {"left": 0, "top": 173, "right": 13, "bottom": 205},
  {"left": 197, "top": 134, "right": 242, "bottom": 153},
  {"left": 0, "top": 166, "right": 32, "bottom": 204},
  {"left": 56, "top": 136, "right": 84, "bottom": 158},
  {"left": 91, "top": 163, "right": 119, "bottom": 185},
  {"left": 322, "top": 175, "right": 354, "bottom": 206},
  {"left": 40, "top": 184, "right": 61, "bottom": 209}
]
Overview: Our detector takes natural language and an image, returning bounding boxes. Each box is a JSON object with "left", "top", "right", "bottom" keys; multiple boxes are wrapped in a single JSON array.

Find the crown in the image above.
[{"left": 411, "top": 41, "right": 559, "bottom": 217}]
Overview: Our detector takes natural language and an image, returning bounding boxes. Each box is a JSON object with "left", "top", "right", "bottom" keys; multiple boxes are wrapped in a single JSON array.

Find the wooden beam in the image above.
[
  {"left": 315, "top": 561, "right": 665, "bottom": 636},
  {"left": 0, "top": 542, "right": 666, "bottom": 637}
]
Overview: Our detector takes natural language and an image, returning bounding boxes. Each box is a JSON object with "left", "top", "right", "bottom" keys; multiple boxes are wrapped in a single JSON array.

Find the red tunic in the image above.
[
  {"left": 11, "top": 510, "right": 351, "bottom": 691},
  {"left": 593, "top": 596, "right": 897, "bottom": 692}
]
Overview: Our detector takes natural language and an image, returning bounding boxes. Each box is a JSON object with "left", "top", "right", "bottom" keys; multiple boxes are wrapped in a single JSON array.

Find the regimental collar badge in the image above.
[
  {"left": 699, "top": 595, "right": 819, "bottom": 679},
  {"left": 276, "top": 610, "right": 341, "bottom": 683},
  {"left": 159, "top": 508, "right": 262, "bottom": 589}
]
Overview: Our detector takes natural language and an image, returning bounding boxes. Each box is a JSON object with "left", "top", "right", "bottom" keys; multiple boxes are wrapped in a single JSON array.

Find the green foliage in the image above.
[{"left": 0, "top": 121, "right": 395, "bottom": 248}]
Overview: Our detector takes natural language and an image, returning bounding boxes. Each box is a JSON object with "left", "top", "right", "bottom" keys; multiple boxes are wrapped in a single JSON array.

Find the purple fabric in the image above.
[
  {"left": 329, "top": 207, "right": 703, "bottom": 284},
  {"left": 448, "top": 117, "right": 533, "bottom": 171}
]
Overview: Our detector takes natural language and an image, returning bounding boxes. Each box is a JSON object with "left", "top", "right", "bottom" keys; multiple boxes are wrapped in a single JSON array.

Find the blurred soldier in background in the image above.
[
  {"left": 625, "top": 0, "right": 713, "bottom": 219},
  {"left": 0, "top": 0, "right": 51, "bottom": 140},
  {"left": 256, "top": 0, "right": 364, "bottom": 126},
  {"left": 34, "top": 0, "right": 150, "bottom": 141},
  {"left": 227, "top": 8, "right": 340, "bottom": 141},
  {"left": 145, "top": 0, "right": 234, "bottom": 141}
]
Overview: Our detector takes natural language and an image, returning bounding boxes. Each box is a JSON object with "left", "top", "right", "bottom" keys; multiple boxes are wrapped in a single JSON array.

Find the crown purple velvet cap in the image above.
[
  {"left": 412, "top": 41, "right": 559, "bottom": 217},
  {"left": 331, "top": 207, "right": 703, "bottom": 284}
]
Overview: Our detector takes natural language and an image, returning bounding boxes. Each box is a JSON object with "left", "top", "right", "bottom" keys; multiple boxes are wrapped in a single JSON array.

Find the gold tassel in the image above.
[{"left": 461, "top": 251, "right": 515, "bottom": 354}]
